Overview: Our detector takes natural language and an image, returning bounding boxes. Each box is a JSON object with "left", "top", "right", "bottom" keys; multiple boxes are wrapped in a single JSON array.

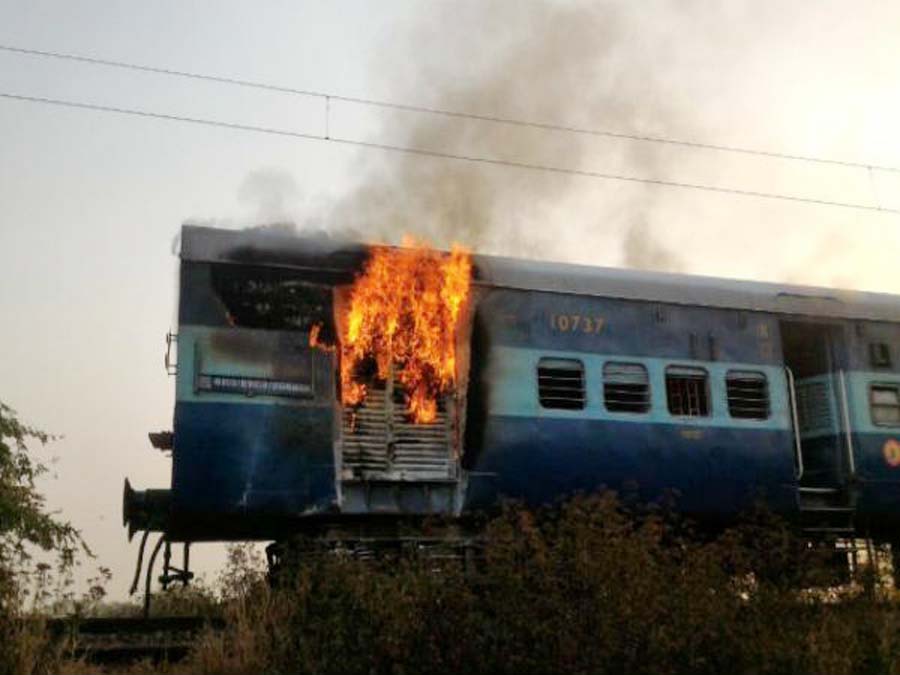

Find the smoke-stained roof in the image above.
[{"left": 180, "top": 224, "right": 900, "bottom": 323}]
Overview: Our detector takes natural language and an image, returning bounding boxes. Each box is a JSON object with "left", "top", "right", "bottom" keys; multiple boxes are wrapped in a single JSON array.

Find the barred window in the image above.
[
  {"left": 603, "top": 362, "right": 650, "bottom": 413},
  {"left": 538, "top": 358, "right": 585, "bottom": 410},
  {"left": 726, "top": 371, "right": 770, "bottom": 420},
  {"left": 666, "top": 366, "right": 710, "bottom": 417},
  {"left": 871, "top": 385, "right": 900, "bottom": 426}
]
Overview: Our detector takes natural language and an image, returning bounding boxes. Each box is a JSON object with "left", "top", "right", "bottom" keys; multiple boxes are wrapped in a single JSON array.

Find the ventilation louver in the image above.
[
  {"left": 603, "top": 362, "right": 650, "bottom": 413},
  {"left": 538, "top": 358, "right": 585, "bottom": 410},
  {"left": 726, "top": 371, "right": 769, "bottom": 420}
]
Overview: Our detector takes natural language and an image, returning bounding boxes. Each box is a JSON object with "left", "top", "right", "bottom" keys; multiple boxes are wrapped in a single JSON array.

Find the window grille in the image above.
[
  {"left": 796, "top": 380, "right": 833, "bottom": 434},
  {"left": 666, "top": 366, "right": 710, "bottom": 417},
  {"left": 726, "top": 371, "right": 770, "bottom": 420},
  {"left": 871, "top": 385, "right": 900, "bottom": 426},
  {"left": 603, "top": 362, "right": 650, "bottom": 413},
  {"left": 538, "top": 358, "right": 585, "bottom": 410}
]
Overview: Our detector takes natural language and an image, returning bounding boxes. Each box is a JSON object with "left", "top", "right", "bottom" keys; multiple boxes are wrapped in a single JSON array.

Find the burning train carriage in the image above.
[{"left": 125, "top": 225, "right": 900, "bottom": 561}]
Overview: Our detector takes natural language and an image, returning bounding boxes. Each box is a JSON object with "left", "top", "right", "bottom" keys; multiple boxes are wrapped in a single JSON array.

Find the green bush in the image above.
[{"left": 0, "top": 402, "right": 87, "bottom": 675}]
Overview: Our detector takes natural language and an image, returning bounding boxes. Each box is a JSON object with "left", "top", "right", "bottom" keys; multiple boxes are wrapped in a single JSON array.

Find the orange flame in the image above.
[
  {"left": 308, "top": 323, "right": 335, "bottom": 353},
  {"left": 313, "top": 238, "right": 472, "bottom": 424}
]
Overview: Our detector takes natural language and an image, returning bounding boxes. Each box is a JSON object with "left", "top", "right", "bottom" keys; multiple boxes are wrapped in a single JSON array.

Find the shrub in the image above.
[
  {"left": 183, "top": 494, "right": 900, "bottom": 675},
  {"left": 0, "top": 402, "right": 87, "bottom": 675}
]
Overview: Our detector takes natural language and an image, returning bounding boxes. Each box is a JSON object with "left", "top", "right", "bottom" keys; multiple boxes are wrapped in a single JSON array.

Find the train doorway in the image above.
[{"left": 780, "top": 320, "right": 856, "bottom": 533}]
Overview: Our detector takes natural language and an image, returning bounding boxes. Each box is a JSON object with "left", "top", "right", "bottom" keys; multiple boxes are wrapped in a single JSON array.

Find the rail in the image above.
[{"left": 46, "top": 615, "right": 225, "bottom": 665}]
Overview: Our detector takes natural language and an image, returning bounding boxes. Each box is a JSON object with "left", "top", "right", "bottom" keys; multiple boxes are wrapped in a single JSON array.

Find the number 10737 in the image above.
[{"left": 549, "top": 314, "right": 605, "bottom": 334}]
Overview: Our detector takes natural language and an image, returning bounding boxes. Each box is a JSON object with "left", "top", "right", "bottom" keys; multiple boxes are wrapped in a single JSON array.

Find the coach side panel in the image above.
[
  {"left": 170, "top": 261, "right": 337, "bottom": 540},
  {"left": 462, "top": 288, "right": 798, "bottom": 522},
  {"left": 844, "top": 321, "right": 900, "bottom": 533}
]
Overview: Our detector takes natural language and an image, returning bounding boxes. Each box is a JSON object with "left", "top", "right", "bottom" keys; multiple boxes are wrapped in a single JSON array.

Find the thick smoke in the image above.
[
  {"left": 228, "top": 2, "right": 897, "bottom": 291},
  {"left": 326, "top": 1, "right": 684, "bottom": 271},
  {"left": 622, "top": 220, "right": 683, "bottom": 272},
  {"left": 238, "top": 168, "right": 302, "bottom": 225}
]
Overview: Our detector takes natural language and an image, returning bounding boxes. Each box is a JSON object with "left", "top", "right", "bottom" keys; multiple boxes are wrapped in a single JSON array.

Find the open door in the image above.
[{"left": 781, "top": 321, "right": 857, "bottom": 534}]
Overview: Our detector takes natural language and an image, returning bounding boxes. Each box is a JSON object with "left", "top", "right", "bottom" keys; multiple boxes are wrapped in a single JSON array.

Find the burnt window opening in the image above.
[
  {"left": 391, "top": 380, "right": 448, "bottom": 416},
  {"left": 870, "top": 342, "right": 892, "bottom": 369},
  {"left": 538, "top": 358, "right": 585, "bottom": 410},
  {"left": 346, "top": 355, "right": 380, "bottom": 383},
  {"left": 726, "top": 370, "right": 770, "bottom": 420},
  {"left": 666, "top": 366, "right": 710, "bottom": 417},
  {"left": 871, "top": 384, "right": 900, "bottom": 426},
  {"left": 210, "top": 264, "right": 333, "bottom": 334},
  {"left": 603, "top": 362, "right": 650, "bottom": 413}
]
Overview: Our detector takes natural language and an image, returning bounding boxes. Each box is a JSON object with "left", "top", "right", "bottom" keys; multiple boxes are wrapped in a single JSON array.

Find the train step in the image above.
[
  {"left": 798, "top": 485, "right": 854, "bottom": 510},
  {"left": 799, "top": 503, "right": 856, "bottom": 536},
  {"left": 802, "top": 526, "right": 857, "bottom": 535}
]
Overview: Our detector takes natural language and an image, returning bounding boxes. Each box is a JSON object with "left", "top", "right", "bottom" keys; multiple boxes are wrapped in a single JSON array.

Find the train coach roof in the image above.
[{"left": 181, "top": 224, "right": 900, "bottom": 323}]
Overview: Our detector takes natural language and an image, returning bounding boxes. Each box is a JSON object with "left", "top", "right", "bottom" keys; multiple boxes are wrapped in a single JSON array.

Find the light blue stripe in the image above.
[
  {"left": 847, "top": 371, "right": 900, "bottom": 435},
  {"left": 792, "top": 371, "right": 900, "bottom": 438},
  {"left": 487, "top": 345, "right": 791, "bottom": 430}
]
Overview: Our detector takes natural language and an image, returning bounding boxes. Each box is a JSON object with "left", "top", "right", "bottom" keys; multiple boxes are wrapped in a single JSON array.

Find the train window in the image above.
[
  {"left": 870, "top": 342, "right": 892, "bottom": 369},
  {"left": 870, "top": 385, "right": 900, "bottom": 426},
  {"left": 537, "top": 358, "right": 585, "bottom": 410},
  {"left": 603, "top": 362, "right": 650, "bottom": 413},
  {"left": 725, "top": 371, "right": 770, "bottom": 420},
  {"left": 666, "top": 366, "right": 710, "bottom": 417},
  {"left": 210, "top": 264, "right": 333, "bottom": 333}
]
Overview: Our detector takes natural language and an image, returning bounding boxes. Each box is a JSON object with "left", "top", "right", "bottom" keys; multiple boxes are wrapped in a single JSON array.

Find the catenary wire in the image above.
[
  {"left": 1, "top": 90, "right": 897, "bottom": 215},
  {"left": 1, "top": 42, "right": 898, "bottom": 175}
]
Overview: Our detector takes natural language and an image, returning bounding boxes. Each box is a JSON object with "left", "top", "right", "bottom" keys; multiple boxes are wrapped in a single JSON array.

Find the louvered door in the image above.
[{"left": 340, "top": 375, "right": 456, "bottom": 481}]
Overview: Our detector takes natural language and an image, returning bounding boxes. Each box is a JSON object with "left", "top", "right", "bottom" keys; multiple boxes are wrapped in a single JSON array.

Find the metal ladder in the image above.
[
  {"left": 797, "top": 486, "right": 856, "bottom": 535},
  {"left": 786, "top": 367, "right": 857, "bottom": 536}
]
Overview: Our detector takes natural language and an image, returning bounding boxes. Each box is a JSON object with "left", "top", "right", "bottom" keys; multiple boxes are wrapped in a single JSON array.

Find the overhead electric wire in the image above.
[
  {"left": 2, "top": 90, "right": 897, "bottom": 215},
  {"left": 1, "top": 42, "right": 898, "bottom": 175},
  {"left": 0, "top": 92, "right": 323, "bottom": 141}
]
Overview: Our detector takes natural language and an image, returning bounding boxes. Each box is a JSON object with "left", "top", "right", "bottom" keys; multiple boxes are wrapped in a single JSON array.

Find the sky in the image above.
[{"left": 1, "top": 0, "right": 900, "bottom": 601}]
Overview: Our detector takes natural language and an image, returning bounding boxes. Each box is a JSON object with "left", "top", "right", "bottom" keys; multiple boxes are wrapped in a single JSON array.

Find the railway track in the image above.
[{"left": 47, "top": 615, "right": 225, "bottom": 665}]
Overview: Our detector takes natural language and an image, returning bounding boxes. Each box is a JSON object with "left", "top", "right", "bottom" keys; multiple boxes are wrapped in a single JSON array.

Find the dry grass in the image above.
[{"left": 9, "top": 495, "right": 900, "bottom": 675}]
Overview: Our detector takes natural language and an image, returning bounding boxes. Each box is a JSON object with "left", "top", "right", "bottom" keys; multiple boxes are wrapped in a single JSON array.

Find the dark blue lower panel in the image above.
[
  {"left": 852, "top": 432, "right": 900, "bottom": 529},
  {"left": 464, "top": 416, "right": 798, "bottom": 520},
  {"left": 172, "top": 401, "right": 336, "bottom": 536},
  {"left": 780, "top": 432, "right": 900, "bottom": 529}
]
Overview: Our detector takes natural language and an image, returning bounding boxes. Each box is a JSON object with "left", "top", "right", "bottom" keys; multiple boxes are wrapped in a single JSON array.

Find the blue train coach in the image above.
[{"left": 124, "top": 224, "right": 900, "bottom": 566}]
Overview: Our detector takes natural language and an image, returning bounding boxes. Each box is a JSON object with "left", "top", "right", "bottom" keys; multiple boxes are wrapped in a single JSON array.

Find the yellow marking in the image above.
[
  {"left": 550, "top": 313, "right": 605, "bottom": 334},
  {"left": 883, "top": 439, "right": 900, "bottom": 467}
]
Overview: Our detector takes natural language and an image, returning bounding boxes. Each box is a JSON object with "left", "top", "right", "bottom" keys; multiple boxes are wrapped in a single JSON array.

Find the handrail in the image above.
[
  {"left": 837, "top": 369, "right": 857, "bottom": 478},
  {"left": 785, "top": 366, "right": 804, "bottom": 480},
  {"left": 164, "top": 332, "right": 178, "bottom": 376}
]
